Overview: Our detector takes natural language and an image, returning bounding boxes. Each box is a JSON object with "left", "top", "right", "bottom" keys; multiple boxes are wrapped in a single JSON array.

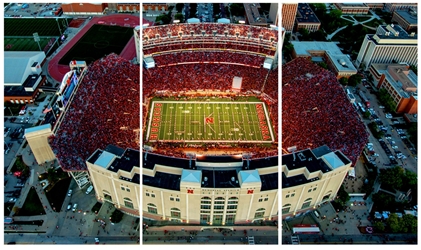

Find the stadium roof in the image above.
[
  {"left": 4, "top": 51, "right": 45, "bottom": 85},
  {"left": 181, "top": 169, "right": 201, "bottom": 184},
  {"left": 239, "top": 170, "right": 261, "bottom": 184},
  {"left": 25, "top": 124, "right": 52, "bottom": 135},
  {"left": 94, "top": 151, "right": 115, "bottom": 169},
  {"left": 322, "top": 152, "right": 345, "bottom": 169}
]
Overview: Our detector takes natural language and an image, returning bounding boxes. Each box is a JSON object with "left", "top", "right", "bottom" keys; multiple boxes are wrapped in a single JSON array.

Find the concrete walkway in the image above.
[{"left": 327, "top": 14, "right": 381, "bottom": 40}]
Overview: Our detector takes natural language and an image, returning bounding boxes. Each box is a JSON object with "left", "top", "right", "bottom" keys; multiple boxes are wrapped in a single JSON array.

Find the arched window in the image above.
[
  {"left": 214, "top": 197, "right": 225, "bottom": 210},
  {"left": 201, "top": 197, "right": 211, "bottom": 210},
  {"left": 227, "top": 197, "right": 238, "bottom": 210},
  {"left": 124, "top": 197, "right": 133, "bottom": 209},
  {"left": 170, "top": 207, "right": 181, "bottom": 218},
  {"left": 254, "top": 208, "right": 265, "bottom": 219},
  {"left": 282, "top": 204, "right": 291, "bottom": 214},
  {"left": 322, "top": 191, "right": 332, "bottom": 201},
  {"left": 301, "top": 198, "right": 312, "bottom": 209},
  {"left": 147, "top": 203, "right": 157, "bottom": 214},
  {"left": 103, "top": 190, "right": 112, "bottom": 202}
]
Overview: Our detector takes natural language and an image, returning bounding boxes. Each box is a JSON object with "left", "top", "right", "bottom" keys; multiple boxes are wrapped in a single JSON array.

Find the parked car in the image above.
[
  {"left": 95, "top": 238, "right": 99, "bottom": 244},
  {"left": 72, "top": 203, "right": 78, "bottom": 212},
  {"left": 67, "top": 203, "right": 72, "bottom": 210},
  {"left": 86, "top": 185, "right": 93, "bottom": 195},
  {"left": 67, "top": 189, "right": 72, "bottom": 197},
  {"left": 392, "top": 146, "right": 398, "bottom": 149}
]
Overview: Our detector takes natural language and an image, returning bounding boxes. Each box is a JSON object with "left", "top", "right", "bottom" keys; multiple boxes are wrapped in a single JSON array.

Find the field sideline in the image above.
[{"left": 146, "top": 101, "right": 274, "bottom": 143}]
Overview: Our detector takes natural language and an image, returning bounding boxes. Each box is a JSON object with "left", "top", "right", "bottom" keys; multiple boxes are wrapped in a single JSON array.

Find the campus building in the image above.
[
  {"left": 356, "top": 24, "right": 418, "bottom": 71},
  {"left": 369, "top": 63, "right": 417, "bottom": 114},
  {"left": 4, "top": 51, "right": 47, "bottom": 104},
  {"left": 61, "top": 3, "right": 106, "bottom": 15},
  {"left": 333, "top": 3, "right": 369, "bottom": 15},
  {"left": 107, "top": 3, "right": 140, "bottom": 13},
  {"left": 384, "top": 3, "right": 418, "bottom": 12},
  {"left": 282, "top": 146, "right": 352, "bottom": 219},
  {"left": 282, "top": 3, "right": 298, "bottom": 33},
  {"left": 295, "top": 3, "right": 320, "bottom": 33},
  {"left": 244, "top": 3, "right": 268, "bottom": 27},
  {"left": 86, "top": 146, "right": 140, "bottom": 217},
  {"left": 143, "top": 153, "right": 278, "bottom": 225},
  {"left": 391, "top": 8, "right": 418, "bottom": 32},
  {"left": 291, "top": 41, "right": 357, "bottom": 79},
  {"left": 142, "top": 3, "right": 168, "bottom": 12}
]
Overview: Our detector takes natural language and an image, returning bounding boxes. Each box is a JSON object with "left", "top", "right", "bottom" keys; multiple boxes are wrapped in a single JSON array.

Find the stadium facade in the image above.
[
  {"left": 143, "top": 153, "right": 278, "bottom": 225},
  {"left": 282, "top": 146, "right": 352, "bottom": 219}
]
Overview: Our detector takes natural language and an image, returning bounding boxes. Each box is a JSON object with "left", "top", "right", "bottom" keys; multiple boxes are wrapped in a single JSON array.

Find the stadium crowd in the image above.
[
  {"left": 282, "top": 57, "right": 368, "bottom": 165},
  {"left": 49, "top": 53, "right": 140, "bottom": 171},
  {"left": 143, "top": 42, "right": 275, "bottom": 56},
  {"left": 152, "top": 51, "right": 265, "bottom": 67},
  {"left": 143, "top": 23, "right": 278, "bottom": 43}
]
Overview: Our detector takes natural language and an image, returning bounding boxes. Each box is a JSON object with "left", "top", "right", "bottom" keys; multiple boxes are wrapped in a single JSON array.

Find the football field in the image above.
[{"left": 146, "top": 101, "right": 274, "bottom": 143}]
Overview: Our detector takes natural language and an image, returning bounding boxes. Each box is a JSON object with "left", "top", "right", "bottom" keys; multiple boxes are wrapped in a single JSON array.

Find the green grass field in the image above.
[
  {"left": 4, "top": 18, "right": 71, "bottom": 36},
  {"left": 59, "top": 24, "right": 134, "bottom": 65},
  {"left": 146, "top": 101, "right": 274, "bottom": 143},
  {"left": 4, "top": 37, "right": 56, "bottom": 51}
]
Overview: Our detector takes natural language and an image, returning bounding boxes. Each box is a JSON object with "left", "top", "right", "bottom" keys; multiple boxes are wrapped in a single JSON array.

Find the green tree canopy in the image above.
[
  {"left": 155, "top": 14, "right": 171, "bottom": 25},
  {"left": 373, "top": 221, "right": 385, "bottom": 232},
  {"left": 174, "top": 13, "right": 184, "bottom": 23},
  {"left": 229, "top": 3, "right": 244, "bottom": 17},
  {"left": 386, "top": 213, "right": 402, "bottom": 233},
  {"left": 401, "top": 214, "right": 417, "bottom": 233},
  {"left": 336, "top": 185, "right": 350, "bottom": 207},
  {"left": 379, "top": 166, "right": 405, "bottom": 190},
  {"left": 339, "top": 77, "right": 348, "bottom": 86},
  {"left": 348, "top": 74, "right": 362, "bottom": 87},
  {"left": 318, "top": 62, "right": 328, "bottom": 69},
  {"left": 329, "top": 9, "right": 342, "bottom": 19}
]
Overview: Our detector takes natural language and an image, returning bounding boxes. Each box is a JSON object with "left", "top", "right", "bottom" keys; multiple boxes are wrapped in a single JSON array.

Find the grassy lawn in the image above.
[
  {"left": 18, "top": 188, "right": 46, "bottom": 216},
  {"left": 59, "top": 24, "right": 134, "bottom": 65},
  {"left": 353, "top": 16, "right": 372, "bottom": 22},
  {"left": 147, "top": 101, "right": 274, "bottom": 143},
  {"left": 45, "top": 176, "right": 72, "bottom": 212},
  {"left": 363, "top": 18, "right": 385, "bottom": 28}
]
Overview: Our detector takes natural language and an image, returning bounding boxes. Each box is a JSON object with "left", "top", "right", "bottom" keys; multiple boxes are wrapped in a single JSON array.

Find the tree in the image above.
[
  {"left": 318, "top": 62, "right": 328, "bottom": 69},
  {"left": 407, "top": 122, "right": 417, "bottom": 146},
  {"left": 155, "top": 14, "right": 171, "bottom": 25},
  {"left": 363, "top": 111, "right": 371, "bottom": 119},
  {"left": 329, "top": 9, "right": 342, "bottom": 19},
  {"left": 371, "top": 192, "right": 395, "bottom": 208},
  {"left": 409, "top": 65, "right": 417, "bottom": 75},
  {"left": 312, "top": 3, "right": 326, "bottom": 12},
  {"left": 336, "top": 185, "right": 350, "bottom": 207},
  {"left": 401, "top": 214, "right": 417, "bottom": 233},
  {"left": 298, "top": 28, "right": 311, "bottom": 41},
  {"left": 379, "top": 166, "right": 405, "bottom": 190},
  {"left": 174, "top": 13, "right": 184, "bottom": 23},
  {"left": 175, "top": 3, "right": 184, "bottom": 13},
  {"left": 339, "top": 77, "right": 348, "bottom": 86},
  {"left": 373, "top": 221, "right": 385, "bottom": 232},
  {"left": 348, "top": 74, "right": 362, "bottom": 87},
  {"left": 229, "top": 3, "right": 244, "bottom": 17},
  {"left": 386, "top": 213, "right": 402, "bottom": 233}
]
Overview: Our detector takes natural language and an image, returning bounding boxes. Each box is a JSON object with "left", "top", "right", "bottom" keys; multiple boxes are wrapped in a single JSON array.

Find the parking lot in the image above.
[
  {"left": 349, "top": 76, "right": 417, "bottom": 174},
  {"left": 4, "top": 3, "right": 62, "bottom": 18}
]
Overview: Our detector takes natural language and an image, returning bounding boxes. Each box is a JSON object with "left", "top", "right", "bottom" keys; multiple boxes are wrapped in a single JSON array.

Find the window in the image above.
[
  {"left": 201, "top": 205, "right": 211, "bottom": 210},
  {"left": 227, "top": 197, "right": 238, "bottom": 204},
  {"left": 104, "top": 193, "right": 112, "bottom": 202},
  {"left": 308, "top": 189, "right": 312, "bottom": 193},
  {"left": 301, "top": 198, "right": 312, "bottom": 209},
  {"left": 146, "top": 193, "right": 150, "bottom": 197},
  {"left": 121, "top": 186, "right": 125, "bottom": 191},
  {"left": 214, "top": 197, "right": 225, "bottom": 205},
  {"left": 286, "top": 194, "right": 290, "bottom": 198},
  {"left": 291, "top": 193, "right": 295, "bottom": 197},
  {"left": 151, "top": 193, "right": 155, "bottom": 198},
  {"left": 126, "top": 188, "right": 130, "bottom": 192},
  {"left": 200, "top": 214, "right": 210, "bottom": 224},
  {"left": 226, "top": 210, "right": 236, "bottom": 214},
  {"left": 124, "top": 198, "right": 133, "bottom": 209},
  {"left": 282, "top": 204, "right": 291, "bottom": 214},
  {"left": 213, "top": 205, "right": 224, "bottom": 210},
  {"left": 213, "top": 215, "right": 223, "bottom": 225},
  {"left": 170, "top": 197, "right": 174, "bottom": 201},
  {"left": 312, "top": 188, "right": 316, "bottom": 191},
  {"left": 214, "top": 210, "right": 223, "bottom": 214},
  {"left": 227, "top": 205, "right": 237, "bottom": 210},
  {"left": 264, "top": 197, "right": 269, "bottom": 202},
  {"left": 147, "top": 203, "right": 157, "bottom": 214},
  {"left": 176, "top": 198, "right": 180, "bottom": 202},
  {"left": 225, "top": 214, "right": 236, "bottom": 224},
  {"left": 170, "top": 208, "right": 181, "bottom": 218},
  {"left": 258, "top": 198, "right": 263, "bottom": 202},
  {"left": 322, "top": 192, "right": 332, "bottom": 201},
  {"left": 201, "top": 197, "right": 211, "bottom": 204},
  {"left": 254, "top": 208, "right": 265, "bottom": 219},
  {"left": 200, "top": 210, "right": 210, "bottom": 214}
]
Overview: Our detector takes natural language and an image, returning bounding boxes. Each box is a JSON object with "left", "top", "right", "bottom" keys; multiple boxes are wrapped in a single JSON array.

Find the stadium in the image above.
[
  {"left": 24, "top": 14, "right": 141, "bottom": 216},
  {"left": 142, "top": 23, "right": 279, "bottom": 225}
]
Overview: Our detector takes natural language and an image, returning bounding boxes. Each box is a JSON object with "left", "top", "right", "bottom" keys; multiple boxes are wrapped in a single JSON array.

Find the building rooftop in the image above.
[
  {"left": 142, "top": 152, "right": 195, "bottom": 170},
  {"left": 372, "top": 24, "right": 418, "bottom": 42},
  {"left": 260, "top": 172, "right": 278, "bottom": 191},
  {"left": 296, "top": 3, "right": 320, "bottom": 24},
  {"left": 143, "top": 171, "right": 181, "bottom": 191},
  {"left": 291, "top": 41, "right": 342, "bottom": 56},
  {"left": 4, "top": 51, "right": 46, "bottom": 85},
  {"left": 395, "top": 8, "right": 418, "bottom": 24},
  {"left": 108, "top": 148, "right": 139, "bottom": 173},
  {"left": 201, "top": 169, "right": 240, "bottom": 188},
  {"left": 371, "top": 63, "right": 417, "bottom": 98},
  {"left": 244, "top": 3, "right": 267, "bottom": 25},
  {"left": 244, "top": 156, "right": 278, "bottom": 169}
]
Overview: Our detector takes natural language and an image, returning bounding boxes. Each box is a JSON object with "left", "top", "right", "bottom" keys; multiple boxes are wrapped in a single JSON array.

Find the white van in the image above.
[
  {"left": 313, "top": 210, "right": 320, "bottom": 218},
  {"left": 86, "top": 185, "right": 93, "bottom": 194}
]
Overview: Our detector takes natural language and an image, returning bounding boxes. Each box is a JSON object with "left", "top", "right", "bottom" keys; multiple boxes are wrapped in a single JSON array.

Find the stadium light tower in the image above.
[
  {"left": 33, "top": 32, "right": 42, "bottom": 51},
  {"left": 56, "top": 18, "right": 62, "bottom": 36}
]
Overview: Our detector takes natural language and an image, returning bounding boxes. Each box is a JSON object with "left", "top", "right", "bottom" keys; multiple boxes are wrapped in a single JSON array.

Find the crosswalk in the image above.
[
  {"left": 291, "top": 235, "right": 300, "bottom": 245},
  {"left": 248, "top": 236, "right": 255, "bottom": 245}
]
